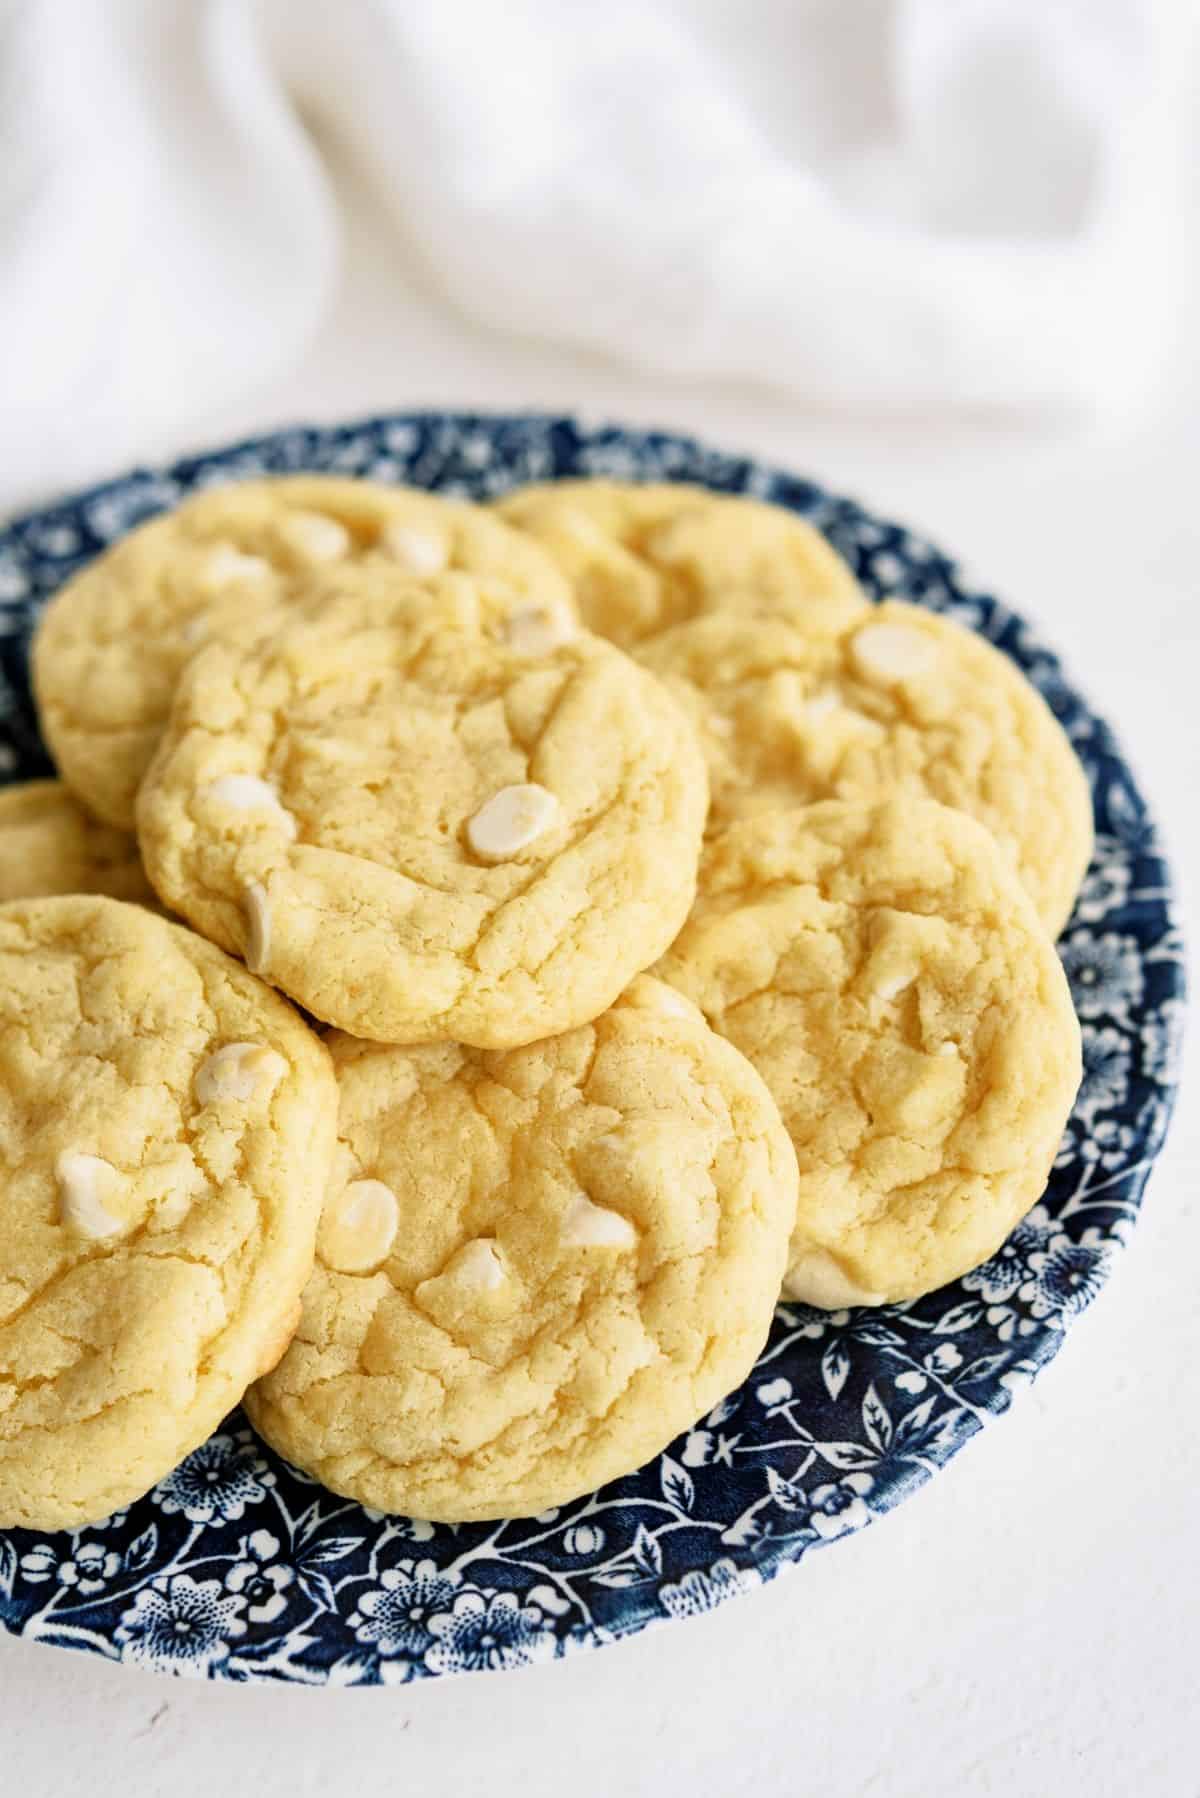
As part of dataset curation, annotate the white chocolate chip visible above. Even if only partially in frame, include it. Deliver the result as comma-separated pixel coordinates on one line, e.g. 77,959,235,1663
502,602,577,655
873,971,914,1002
200,775,296,838
937,1040,959,1056
56,1152,126,1241
646,985,694,1019
452,1238,507,1290
805,690,880,736
277,510,350,563
625,977,696,1020
318,1179,400,1274
782,1248,886,1309
466,784,559,861
379,522,448,576
561,1192,637,1250
200,544,272,591
243,881,271,974
195,1041,287,1105
851,621,937,683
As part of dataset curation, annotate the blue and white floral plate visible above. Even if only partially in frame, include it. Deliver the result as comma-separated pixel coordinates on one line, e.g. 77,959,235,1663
0,413,1185,1685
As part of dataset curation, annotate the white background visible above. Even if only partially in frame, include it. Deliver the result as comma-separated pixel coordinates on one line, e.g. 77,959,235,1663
3,127,1199,1798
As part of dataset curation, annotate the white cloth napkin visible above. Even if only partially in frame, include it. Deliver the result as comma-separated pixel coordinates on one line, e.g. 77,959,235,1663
0,0,1185,507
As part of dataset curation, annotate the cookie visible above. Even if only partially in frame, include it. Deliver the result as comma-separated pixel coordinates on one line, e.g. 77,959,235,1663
244,976,798,1520
654,801,1081,1307
636,601,1092,936
33,477,575,829
0,895,337,1529
0,779,155,905
136,566,708,1047
495,480,866,647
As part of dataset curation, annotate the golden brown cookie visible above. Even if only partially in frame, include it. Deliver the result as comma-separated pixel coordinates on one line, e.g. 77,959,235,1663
34,477,575,828
245,977,798,1520
654,800,1082,1306
637,601,1093,935
0,779,154,905
495,480,866,647
0,896,337,1529
136,567,708,1047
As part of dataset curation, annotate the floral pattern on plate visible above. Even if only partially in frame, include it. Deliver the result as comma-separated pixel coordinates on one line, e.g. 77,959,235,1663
0,412,1184,1684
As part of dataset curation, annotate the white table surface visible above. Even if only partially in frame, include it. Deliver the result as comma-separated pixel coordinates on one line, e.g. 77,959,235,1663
3,146,1199,1798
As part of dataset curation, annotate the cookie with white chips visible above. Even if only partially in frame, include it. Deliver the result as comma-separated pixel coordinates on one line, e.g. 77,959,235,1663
637,600,1093,936
245,977,798,1521
136,566,708,1046
654,801,1082,1307
33,476,575,829
0,896,336,1529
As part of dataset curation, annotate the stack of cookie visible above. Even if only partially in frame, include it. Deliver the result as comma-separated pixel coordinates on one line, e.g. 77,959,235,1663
0,476,1084,1532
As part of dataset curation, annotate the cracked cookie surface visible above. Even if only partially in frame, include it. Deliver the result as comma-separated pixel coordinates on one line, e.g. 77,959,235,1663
636,601,1092,935
34,477,574,829
654,801,1081,1306
244,977,798,1520
0,779,155,905
137,569,708,1047
495,480,866,647
0,895,337,1529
